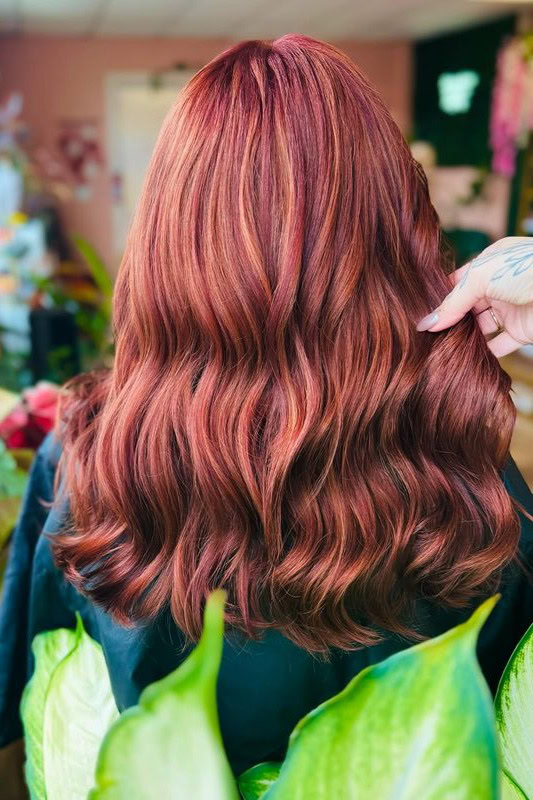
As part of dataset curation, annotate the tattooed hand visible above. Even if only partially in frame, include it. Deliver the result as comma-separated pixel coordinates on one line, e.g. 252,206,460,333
416,236,533,357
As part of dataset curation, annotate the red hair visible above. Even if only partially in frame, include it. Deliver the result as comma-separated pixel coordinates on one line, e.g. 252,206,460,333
52,34,519,651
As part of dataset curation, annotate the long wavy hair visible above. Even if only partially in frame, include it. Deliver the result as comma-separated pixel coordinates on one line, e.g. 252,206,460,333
52,34,520,651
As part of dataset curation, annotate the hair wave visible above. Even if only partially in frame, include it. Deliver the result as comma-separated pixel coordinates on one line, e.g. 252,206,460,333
52,34,520,651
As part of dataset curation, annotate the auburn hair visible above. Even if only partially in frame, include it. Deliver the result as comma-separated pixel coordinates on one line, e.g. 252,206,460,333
52,34,520,651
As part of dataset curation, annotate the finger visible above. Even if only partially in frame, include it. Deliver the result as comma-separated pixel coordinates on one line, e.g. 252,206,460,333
487,330,523,358
476,308,501,336
449,262,472,286
416,279,486,332
449,264,488,314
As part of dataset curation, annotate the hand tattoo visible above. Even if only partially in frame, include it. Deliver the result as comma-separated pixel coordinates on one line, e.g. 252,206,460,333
472,243,533,283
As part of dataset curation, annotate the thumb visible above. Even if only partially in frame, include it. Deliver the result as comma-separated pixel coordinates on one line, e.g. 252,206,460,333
416,281,485,332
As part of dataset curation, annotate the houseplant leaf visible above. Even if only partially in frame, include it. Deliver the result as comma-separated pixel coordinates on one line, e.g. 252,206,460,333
495,621,533,799
88,590,239,800
264,596,500,800
238,762,281,799
10,447,36,471
501,772,527,800
72,235,113,313
0,440,27,500
0,496,23,547
21,614,119,800
20,626,78,799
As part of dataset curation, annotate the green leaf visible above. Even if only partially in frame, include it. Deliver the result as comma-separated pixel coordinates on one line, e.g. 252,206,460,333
20,627,78,800
265,596,500,800
72,235,113,307
501,772,527,800
10,447,36,471
21,614,119,800
0,440,27,499
0,467,28,498
89,590,239,800
495,621,533,799
0,496,23,547
0,441,16,471
238,763,281,799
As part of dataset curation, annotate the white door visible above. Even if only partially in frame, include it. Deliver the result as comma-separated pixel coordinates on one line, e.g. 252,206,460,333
106,69,196,262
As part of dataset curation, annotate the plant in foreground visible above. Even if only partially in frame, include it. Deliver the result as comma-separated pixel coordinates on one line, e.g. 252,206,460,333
20,592,533,799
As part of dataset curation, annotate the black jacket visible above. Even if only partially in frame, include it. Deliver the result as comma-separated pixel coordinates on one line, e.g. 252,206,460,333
1,432,533,776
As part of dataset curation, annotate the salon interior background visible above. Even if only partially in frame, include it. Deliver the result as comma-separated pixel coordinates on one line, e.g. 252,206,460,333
0,0,532,476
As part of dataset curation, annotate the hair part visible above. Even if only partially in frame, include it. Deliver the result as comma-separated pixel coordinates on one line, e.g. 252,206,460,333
52,34,519,651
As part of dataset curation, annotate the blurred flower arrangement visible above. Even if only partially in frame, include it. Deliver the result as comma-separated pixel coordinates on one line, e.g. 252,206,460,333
30,233,114,374
0,88,114,392
0,91,69,210
56,119,103,202
490,33,533,177
0,86,113,586
0,91,103,208
0,382,59,587
0,381,59,449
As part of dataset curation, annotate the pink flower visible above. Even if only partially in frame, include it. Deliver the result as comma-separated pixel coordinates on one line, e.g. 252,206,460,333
23,381,59,433
0,406,29,440
0,381,60,449
4,428,29,449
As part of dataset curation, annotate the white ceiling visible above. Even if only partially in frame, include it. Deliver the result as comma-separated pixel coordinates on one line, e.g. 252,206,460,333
0,0,529,41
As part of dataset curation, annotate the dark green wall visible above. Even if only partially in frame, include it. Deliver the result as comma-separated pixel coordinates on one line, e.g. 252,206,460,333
414,15,516,168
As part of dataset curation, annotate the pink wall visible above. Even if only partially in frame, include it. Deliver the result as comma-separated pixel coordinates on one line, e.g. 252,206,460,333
0,36,412,273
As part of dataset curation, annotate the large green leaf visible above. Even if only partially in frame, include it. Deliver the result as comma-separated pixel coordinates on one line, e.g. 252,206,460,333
501,772,527,800
88,590,239,800
264,596,500,800
20,627,78,799
21,614,119,800
495,621,533,799
238,762,281,799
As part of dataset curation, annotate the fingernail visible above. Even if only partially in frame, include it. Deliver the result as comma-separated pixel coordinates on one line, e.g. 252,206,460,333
416,312,439,332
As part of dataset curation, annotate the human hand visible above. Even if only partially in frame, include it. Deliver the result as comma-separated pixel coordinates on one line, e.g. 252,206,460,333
416,236,533,357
